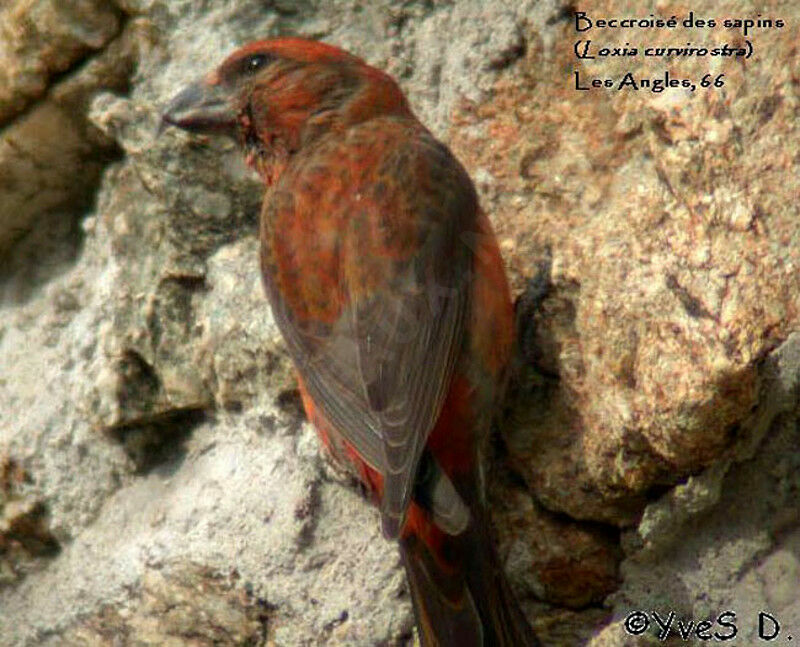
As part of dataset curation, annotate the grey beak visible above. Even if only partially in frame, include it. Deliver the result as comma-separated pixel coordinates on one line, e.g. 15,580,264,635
161,79,237,136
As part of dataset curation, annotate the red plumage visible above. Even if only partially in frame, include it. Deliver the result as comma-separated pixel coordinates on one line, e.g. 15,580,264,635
163,38,538,646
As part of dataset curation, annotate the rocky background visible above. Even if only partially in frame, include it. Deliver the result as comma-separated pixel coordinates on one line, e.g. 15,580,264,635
1,0,798,645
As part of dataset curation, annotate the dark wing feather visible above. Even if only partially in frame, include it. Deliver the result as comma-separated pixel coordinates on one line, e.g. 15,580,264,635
354,224,470,537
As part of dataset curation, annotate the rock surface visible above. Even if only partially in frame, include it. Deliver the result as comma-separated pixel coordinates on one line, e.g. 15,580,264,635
0,1,797,646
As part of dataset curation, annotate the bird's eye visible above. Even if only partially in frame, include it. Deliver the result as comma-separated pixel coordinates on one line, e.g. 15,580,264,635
243,53,271,74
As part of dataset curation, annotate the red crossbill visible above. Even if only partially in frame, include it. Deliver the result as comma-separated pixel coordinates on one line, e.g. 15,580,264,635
163,37,538,646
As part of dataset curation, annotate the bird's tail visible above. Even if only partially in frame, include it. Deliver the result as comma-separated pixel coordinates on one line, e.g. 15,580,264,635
399,504,539,647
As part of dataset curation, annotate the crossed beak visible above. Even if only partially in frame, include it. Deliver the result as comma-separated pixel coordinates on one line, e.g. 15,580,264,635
161,77,237,136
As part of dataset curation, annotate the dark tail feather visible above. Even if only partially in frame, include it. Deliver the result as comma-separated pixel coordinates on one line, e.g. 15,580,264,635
399,513,539,647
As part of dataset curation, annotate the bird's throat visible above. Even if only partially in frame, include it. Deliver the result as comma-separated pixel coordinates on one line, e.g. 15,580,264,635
239,109,289,186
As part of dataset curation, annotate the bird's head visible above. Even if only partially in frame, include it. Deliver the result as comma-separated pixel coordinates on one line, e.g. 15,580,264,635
162,38,411,176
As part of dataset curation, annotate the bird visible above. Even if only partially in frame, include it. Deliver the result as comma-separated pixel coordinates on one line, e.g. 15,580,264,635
162,37,538,646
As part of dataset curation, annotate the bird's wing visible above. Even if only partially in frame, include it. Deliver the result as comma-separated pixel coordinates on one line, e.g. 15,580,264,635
262,130,475,538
